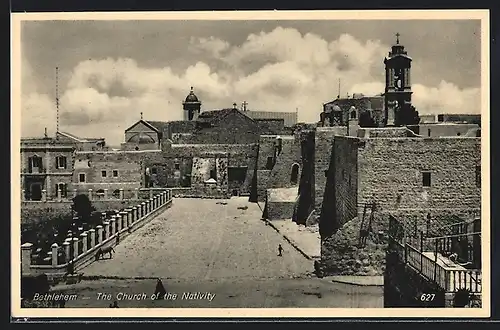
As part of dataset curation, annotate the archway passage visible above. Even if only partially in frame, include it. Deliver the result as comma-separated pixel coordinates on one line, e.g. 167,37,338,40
290,163,300,185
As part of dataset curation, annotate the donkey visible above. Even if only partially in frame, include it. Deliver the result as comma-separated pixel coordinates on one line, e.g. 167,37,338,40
95,246,115,261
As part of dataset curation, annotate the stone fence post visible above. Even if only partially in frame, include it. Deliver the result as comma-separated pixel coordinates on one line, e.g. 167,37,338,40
104,221,110,241
63,241,70,263
119,188,124,200
21,243,32,274
147,199,152,213
81,232,88,253
110,216,116,236
125,209,132,227
149,189,154,199
119,212,127,230
89,228,96,249
96,225,103,245
132,207,137,223
116,214,122,232
88,189,93,201
51,243,58,267
141,202,146,218
72,237,79,259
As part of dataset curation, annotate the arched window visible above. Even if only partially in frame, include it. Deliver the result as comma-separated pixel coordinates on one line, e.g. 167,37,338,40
55,183,67,198
112,189,121,198
56,155,67,169
28,154,43,173
350,110,357,119
96,189,105,199
290,163,300,185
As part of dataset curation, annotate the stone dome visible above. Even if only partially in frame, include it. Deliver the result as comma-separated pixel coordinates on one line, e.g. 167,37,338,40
127,133,155,144
184,87,200,103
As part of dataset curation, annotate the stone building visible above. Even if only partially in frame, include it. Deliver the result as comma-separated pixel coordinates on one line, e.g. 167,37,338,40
317,127,481,275
21,135,75,201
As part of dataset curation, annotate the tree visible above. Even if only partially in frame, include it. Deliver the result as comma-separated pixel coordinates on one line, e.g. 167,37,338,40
72,194,96,224
395,104,420,126
359,111,377,128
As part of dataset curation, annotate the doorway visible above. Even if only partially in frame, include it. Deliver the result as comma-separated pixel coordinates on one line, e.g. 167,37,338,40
30,183,42,201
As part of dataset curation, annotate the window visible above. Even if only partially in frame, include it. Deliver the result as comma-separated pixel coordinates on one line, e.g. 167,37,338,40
422,172,431,187
151,167,157,175
209,167,217,180
290,163,300,185
56,156,67,169
427,129,431,137
113,170,118,177
476,166,481,188
79,173,86,183
101,170,107,178
56,183,67,198
174,163,180,170
28,155,43,173
266,156,274,170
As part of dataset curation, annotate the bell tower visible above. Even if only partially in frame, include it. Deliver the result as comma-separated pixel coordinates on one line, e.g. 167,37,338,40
182,87,202,121
383,33,413,126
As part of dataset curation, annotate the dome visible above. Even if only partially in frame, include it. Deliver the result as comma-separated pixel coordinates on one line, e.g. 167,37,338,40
127,133,155,144
184,87,200,103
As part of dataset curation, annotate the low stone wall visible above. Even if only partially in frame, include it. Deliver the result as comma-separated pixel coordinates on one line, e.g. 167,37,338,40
21,190,173,280
21,188,168,227
170,187,229,199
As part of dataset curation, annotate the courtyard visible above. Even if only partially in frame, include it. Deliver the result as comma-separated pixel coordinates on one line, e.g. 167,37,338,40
60,197,383,308
83,197,313,279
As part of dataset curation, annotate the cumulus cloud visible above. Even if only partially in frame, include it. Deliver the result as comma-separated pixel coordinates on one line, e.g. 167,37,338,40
21,27,480,145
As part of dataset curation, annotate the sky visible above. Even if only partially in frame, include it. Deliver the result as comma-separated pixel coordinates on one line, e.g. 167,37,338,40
20,18,481,146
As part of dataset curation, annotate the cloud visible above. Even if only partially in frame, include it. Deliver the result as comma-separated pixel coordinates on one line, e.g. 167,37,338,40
21,27,481,145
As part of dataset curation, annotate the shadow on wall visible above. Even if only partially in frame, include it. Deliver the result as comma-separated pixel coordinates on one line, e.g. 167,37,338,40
319,141,337,239
293,130,316,225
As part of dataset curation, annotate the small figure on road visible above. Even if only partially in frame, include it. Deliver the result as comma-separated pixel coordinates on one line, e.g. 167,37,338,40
154,278,167,300
278,244,283,257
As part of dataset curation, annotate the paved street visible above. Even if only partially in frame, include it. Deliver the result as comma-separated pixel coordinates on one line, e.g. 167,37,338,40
61,197,383,308
84,197,313,279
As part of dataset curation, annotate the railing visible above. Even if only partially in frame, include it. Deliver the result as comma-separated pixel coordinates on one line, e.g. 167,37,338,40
22,187,169,202
403,240,481,293
22,190,173,274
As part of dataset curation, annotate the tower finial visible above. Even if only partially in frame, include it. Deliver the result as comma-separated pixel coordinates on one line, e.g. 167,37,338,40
396,32,400,44
190,86,193,92
140,112,143,120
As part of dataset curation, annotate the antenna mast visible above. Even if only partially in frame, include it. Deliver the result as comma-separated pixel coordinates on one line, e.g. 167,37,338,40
56,66,60,138
338,78,341,99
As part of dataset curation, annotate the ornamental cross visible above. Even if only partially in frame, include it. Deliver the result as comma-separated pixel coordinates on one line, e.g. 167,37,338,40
396,32,400,44
140,112,143,120
242,101,248,111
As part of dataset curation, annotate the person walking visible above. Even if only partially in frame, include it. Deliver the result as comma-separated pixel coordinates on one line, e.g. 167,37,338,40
154,278,166,300
278,244,283,257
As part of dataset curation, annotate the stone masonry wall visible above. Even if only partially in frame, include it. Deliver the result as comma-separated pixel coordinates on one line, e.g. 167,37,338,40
314,127,347,214
357,137,481,221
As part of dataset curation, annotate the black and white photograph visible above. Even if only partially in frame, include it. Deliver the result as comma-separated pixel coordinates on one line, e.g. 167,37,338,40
11,10,489,318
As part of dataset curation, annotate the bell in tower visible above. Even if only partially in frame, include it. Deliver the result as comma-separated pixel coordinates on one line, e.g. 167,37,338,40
182,87,202,121
383,33,413,126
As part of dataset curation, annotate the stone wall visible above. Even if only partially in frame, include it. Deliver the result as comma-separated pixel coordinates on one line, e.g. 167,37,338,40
293,130,316,225
267,136,302,189
314,127,347,214
357,137,481,221
320,136,359,238
319,135,481,276
407,123,480,138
